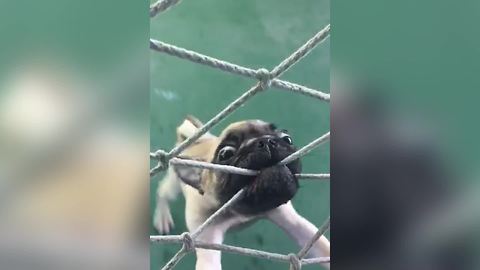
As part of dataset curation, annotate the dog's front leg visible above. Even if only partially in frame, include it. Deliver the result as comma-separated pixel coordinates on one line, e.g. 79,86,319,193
194,225,225,270
266,201,330,268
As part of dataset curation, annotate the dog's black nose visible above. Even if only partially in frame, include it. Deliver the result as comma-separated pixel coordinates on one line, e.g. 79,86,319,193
256,137,278,149
268,138,278,147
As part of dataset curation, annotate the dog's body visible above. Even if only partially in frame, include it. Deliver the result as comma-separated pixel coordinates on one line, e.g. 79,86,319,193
154,116,330,270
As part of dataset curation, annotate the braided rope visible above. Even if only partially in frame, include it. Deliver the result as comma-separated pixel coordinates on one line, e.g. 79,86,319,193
287,218,331,270
270,24,330,78
150,0,181,17
279,132,330,166
288,253,302,270
167,158,330,179
150,236,330,265
150,1,330,269
191,189,246,238
296,173,330,180
149,39,330,101
298,218,331,259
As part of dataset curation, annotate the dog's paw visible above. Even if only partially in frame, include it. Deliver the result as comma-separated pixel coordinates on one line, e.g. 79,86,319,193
153,199,174,234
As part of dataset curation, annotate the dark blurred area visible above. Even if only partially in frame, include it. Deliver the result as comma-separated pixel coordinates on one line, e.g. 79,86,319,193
331,1,480,269
0,1,149,269
332,81,475,270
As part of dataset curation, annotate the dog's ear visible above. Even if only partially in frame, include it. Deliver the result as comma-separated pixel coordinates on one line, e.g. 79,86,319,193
173,163,205,194
177,115,214,142
185,115,204,128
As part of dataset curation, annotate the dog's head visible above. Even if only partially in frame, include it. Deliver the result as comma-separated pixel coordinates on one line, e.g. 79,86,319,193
211,120,301,215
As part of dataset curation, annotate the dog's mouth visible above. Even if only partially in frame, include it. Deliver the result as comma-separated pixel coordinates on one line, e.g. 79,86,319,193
217,148,301,215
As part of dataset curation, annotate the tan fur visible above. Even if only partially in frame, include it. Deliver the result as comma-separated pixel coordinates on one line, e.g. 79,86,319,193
176,118,219,199
218,121,248,138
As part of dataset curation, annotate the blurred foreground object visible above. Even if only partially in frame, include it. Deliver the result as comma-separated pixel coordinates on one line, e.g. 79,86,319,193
332,78,480,270
0,57,148,269
0,1,149,268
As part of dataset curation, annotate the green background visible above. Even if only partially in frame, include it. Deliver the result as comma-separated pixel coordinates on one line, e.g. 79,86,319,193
332,0,480,183
332,1,480,268
150,0,330,269
0,0,147,86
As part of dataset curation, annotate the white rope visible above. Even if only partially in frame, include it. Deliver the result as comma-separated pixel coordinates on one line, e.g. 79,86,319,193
272,79,330,101
150,236,330,265
170,158,258,176
161,158,329,191
151,218,332,270
150,39,257,77
151,131,330,177
270,24,330,78
172,83,266,159
149,39,330,101
279,132,330,166
150,0,181,17
296,173,330,180
158,189,246,270
297,218,330,259
160,245,188,270
289,218,330,270
191,189,246,238
167,138,330,178
170,158,330,179
150,3,330,268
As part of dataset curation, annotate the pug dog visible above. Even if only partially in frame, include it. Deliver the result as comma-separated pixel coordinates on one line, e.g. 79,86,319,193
154,116,330,270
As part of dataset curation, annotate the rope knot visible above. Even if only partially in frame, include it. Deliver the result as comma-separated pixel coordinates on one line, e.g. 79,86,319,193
181,232,195,252
288,253,301,270
255,68,272,90
155,149,170,170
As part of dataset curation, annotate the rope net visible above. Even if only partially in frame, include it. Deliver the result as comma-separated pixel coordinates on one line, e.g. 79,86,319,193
149,0,330,269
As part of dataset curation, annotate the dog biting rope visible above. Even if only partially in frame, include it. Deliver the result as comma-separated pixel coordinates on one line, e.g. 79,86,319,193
149,0,330,269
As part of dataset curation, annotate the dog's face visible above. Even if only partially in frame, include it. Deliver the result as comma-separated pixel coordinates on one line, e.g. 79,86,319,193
212,120,301,215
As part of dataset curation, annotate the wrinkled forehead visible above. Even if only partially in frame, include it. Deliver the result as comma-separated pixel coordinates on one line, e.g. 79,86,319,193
219,120,276,145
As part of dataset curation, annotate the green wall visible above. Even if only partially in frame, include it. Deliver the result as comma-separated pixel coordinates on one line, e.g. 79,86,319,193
150,1,330,269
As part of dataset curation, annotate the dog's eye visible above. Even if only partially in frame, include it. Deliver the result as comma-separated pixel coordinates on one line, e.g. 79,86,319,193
281,134,293,145
218,146,236,161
